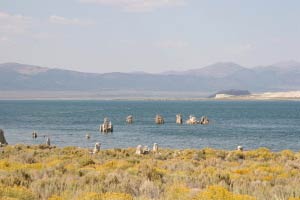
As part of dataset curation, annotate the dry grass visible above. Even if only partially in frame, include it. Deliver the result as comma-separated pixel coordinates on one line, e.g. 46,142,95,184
0,145,300,200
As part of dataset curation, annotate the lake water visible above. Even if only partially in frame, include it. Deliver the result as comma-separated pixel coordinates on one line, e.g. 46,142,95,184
0,100,300,151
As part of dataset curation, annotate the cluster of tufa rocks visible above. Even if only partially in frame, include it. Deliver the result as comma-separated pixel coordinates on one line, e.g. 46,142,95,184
100,118,113,133
186,115,209,125
136,143,158,155
126,115,133,124
155,115,164,124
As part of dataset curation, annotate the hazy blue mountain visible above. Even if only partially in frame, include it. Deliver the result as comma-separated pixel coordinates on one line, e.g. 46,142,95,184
1,62,300,94
253,61,300,90
193,62,247,78
256,60,300,71
163,62,246,78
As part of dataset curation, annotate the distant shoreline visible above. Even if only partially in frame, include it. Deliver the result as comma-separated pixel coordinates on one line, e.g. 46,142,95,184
1,90,300,101
1,97,300,101
1,98,300,101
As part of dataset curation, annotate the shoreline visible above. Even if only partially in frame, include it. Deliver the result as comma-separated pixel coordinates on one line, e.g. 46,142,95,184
1,90,300,101
1,143,299,153
1,97,300,101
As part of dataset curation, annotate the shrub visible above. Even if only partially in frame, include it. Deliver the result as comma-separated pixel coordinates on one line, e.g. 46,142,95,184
48,195,64,200
139,180,160,199
193,185,255,200
79,192,133,200
164,184,191,200
79,158,95,167
0,185,36,200
1,145,300,200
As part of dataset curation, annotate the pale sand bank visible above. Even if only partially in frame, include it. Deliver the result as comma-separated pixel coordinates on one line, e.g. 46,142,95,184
215,91,300,100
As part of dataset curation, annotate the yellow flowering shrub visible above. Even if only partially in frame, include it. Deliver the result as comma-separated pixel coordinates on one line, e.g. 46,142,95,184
48,195,64,200
233,168,251,175
193,186,255,200
164,184,191,200
280,150,295,160
0,160,42,171
0,145,299,200
245,148,276,161
79,192,133,200
0,186,36,200
95,160,132,172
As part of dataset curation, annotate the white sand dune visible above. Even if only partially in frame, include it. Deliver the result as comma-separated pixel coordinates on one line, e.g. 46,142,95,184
259,91,300,98
215,91,300,100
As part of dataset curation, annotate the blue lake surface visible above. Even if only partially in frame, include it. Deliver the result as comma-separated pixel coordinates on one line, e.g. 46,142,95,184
0,100,300,151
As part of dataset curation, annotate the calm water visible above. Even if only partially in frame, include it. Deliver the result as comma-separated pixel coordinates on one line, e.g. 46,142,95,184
0,100,300,151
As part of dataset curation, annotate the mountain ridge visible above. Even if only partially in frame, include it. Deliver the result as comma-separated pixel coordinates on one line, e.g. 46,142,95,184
1,61,300,94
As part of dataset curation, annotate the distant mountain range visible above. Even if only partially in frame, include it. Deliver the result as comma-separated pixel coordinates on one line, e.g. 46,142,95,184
1,61,300,94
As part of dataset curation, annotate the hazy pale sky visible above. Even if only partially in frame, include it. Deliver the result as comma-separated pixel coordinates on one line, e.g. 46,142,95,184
0,0,299,73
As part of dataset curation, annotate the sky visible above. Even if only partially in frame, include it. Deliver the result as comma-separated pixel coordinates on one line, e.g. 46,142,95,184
0,0,300,73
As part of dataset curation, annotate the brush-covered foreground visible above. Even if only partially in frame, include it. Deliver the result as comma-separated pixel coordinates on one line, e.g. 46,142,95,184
0,145,300,200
